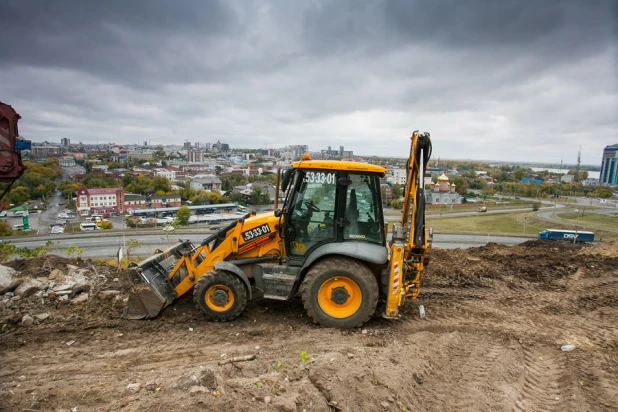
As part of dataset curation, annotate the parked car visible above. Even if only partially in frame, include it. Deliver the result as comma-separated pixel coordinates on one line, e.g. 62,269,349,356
51,226,64,234
209,226,221,231
162,225,175,232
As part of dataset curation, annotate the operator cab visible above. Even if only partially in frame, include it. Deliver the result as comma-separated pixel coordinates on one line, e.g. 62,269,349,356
280,161,385,265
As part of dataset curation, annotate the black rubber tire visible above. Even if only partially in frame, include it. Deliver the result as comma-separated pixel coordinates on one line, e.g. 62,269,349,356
193,270,247,322
300,256,379,328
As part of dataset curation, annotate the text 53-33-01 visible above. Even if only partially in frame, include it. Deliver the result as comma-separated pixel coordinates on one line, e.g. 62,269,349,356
241,224,272,242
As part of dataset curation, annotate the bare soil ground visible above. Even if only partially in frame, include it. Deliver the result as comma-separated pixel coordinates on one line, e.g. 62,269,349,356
1,241,617,412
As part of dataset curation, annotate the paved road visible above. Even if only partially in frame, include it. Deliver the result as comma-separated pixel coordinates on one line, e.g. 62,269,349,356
7,231,532,258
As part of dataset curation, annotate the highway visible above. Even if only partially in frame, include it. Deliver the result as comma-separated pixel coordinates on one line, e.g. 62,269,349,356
9,191,612,259
6,230,532,259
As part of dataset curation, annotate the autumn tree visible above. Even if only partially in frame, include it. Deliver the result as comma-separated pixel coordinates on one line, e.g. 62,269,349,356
176,205,191,226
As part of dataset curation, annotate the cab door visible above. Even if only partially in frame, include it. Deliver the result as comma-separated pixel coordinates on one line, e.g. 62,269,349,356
284,169,339,263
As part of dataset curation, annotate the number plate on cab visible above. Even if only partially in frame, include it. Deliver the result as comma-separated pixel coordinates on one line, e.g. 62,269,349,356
241,223,272,242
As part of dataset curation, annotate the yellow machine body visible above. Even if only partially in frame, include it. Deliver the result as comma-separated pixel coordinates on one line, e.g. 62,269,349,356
125,132,432,328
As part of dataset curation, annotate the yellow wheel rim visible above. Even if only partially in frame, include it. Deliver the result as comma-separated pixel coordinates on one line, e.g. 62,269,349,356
205,285,234,312
317,276,362,319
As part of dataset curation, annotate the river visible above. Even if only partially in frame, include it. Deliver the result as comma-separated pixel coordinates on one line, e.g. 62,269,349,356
531,167,600,180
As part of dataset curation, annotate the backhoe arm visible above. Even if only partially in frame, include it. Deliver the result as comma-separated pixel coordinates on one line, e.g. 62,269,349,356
384,131,432,318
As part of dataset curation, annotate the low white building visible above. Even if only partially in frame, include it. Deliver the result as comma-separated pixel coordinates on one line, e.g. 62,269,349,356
154,168,176,181
58,157,76,167
190,175,222,191
387,168,407,185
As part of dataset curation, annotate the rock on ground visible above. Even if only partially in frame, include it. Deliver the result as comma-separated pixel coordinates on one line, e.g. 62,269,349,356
48,269,66,281
21,315,33,327
14,278,46,298
71,293,89,304
0,264,20,294
125,383,141,394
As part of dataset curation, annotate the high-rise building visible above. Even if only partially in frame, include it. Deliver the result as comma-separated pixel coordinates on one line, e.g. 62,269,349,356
61,138,70,146
32,143,61,157
183,141,192,151
600,143,618,185
187,150,204,163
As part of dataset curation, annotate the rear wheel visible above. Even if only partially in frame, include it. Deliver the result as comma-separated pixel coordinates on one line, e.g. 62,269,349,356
194,270,247,321
300,256,378,328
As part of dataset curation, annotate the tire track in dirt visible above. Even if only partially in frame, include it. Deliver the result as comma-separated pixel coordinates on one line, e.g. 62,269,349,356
576,279,618,311
403,331,510,411
513,347,573,412
570,352,618,411
451,340,508,410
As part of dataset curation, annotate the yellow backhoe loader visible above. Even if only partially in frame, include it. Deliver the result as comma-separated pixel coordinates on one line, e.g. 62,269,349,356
124,131,432,328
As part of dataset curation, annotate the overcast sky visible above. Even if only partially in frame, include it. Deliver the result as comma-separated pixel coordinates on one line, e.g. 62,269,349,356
2,0,616,165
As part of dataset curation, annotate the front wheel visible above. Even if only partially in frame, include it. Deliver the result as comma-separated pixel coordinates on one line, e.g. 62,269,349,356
194,270,247,321
300,257,378,328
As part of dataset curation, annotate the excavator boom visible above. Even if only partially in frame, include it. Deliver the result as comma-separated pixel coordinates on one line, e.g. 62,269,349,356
384,131,432,318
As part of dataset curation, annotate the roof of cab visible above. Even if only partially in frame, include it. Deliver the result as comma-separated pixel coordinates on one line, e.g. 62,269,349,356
291,160,385,174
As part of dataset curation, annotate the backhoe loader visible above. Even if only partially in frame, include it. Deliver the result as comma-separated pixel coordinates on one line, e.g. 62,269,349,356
124,131,432,328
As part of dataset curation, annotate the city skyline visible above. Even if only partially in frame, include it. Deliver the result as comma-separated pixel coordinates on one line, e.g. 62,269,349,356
2,0,616,165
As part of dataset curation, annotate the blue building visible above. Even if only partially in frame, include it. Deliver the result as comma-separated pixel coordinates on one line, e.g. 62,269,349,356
520,178,544,184
600,144,618,185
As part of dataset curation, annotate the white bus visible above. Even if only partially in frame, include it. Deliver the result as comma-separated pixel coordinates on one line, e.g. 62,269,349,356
80,222,99,231
237,205,247,213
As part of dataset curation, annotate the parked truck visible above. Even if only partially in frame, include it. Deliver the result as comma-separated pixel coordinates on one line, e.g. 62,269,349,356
538,229,594,243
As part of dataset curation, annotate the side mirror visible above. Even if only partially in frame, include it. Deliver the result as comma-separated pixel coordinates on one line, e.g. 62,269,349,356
281,169,294,192
274,209,282,217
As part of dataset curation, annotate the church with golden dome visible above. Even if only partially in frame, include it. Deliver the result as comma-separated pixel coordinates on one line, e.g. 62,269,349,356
425,173,463,205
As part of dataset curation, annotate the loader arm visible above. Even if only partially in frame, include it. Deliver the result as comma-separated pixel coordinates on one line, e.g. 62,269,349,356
124,212,282,319
384,131,432,318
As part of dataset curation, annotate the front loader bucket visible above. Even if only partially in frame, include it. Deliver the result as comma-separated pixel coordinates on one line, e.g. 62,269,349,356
123,240,195,319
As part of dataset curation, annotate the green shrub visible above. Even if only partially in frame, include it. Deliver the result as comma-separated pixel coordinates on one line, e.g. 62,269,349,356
100,221,113,230
0,220,12,237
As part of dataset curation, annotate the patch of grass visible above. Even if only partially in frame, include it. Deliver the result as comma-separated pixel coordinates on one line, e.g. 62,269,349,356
425,212,545,235
555,211,618,231
385,202,535,218
13,230,37,236
64,222,82,233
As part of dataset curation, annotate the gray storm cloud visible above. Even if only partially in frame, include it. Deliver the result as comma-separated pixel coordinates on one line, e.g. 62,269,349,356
1,0,616,164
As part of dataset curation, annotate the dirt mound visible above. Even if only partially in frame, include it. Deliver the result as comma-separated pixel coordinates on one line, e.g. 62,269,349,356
425,242,618,287
1,245,617,411
6,255,91,276
1,255,133,329
578,240,618,257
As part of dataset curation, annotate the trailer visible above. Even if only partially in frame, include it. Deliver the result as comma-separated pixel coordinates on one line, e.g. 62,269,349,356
538,229,594,243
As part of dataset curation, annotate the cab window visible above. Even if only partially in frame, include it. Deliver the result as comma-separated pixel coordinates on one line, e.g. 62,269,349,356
343,173,384,244
287,170,338,255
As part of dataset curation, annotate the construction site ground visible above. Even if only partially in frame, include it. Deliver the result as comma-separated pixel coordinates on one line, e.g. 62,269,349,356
1,240,617,411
